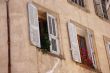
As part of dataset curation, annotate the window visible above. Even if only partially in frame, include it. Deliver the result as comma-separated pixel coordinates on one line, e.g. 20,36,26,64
28,2,60,55
69,0,85,7
68,22,97,69
94,0,108,19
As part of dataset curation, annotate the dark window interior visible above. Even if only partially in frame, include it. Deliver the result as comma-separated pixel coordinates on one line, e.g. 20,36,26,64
38,11,50,52
77,35,94,68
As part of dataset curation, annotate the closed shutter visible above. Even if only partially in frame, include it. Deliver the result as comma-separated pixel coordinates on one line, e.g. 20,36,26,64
47,13,60,55
28,2,41,48
94,0,104,17
68,22,81,63
86,29,97,69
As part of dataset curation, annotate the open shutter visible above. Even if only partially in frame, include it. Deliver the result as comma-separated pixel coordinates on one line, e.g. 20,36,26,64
47,13,60,55
86,29,97,69
106,42,110,65
94,0,104,17
106,0,110,10
107,43,110,57
28,2,41,48
68,22,81,63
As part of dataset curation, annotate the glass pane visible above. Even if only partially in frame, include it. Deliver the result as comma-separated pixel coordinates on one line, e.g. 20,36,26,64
52,18,56,36
51,38,57,51
48,16,52,34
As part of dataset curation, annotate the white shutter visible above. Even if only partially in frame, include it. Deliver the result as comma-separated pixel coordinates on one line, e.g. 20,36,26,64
106,42,110,65
94,0,104,17
47,13,60,55
107,43,110,56
28,2,41,48
68,22,81,63
86,29,97,68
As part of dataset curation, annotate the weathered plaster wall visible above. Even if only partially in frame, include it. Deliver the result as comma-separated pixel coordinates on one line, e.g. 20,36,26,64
0,0,110,73
0,2,8,73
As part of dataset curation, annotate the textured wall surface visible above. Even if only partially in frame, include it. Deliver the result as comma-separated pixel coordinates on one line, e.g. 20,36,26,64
0,2,8,73
0,0,110,73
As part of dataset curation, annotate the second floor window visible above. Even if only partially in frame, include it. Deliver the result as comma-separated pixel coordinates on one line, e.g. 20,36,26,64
70,0,85,7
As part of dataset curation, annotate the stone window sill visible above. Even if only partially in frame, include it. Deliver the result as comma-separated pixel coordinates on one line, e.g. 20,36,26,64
37,47,65,60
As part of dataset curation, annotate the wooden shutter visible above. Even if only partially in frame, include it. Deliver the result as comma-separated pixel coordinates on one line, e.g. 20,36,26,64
106,42,110,65
94,0,104,17
86,29,97,68
68,22,81,63
107,43,110,57
28,2,41,48
47,13,60,55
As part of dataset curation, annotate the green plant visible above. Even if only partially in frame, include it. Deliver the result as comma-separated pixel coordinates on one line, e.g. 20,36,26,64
41,34,50,54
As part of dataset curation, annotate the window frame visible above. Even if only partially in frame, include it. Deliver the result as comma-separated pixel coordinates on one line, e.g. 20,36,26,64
47,13,60,55
28,2,63,57
68,20,100,71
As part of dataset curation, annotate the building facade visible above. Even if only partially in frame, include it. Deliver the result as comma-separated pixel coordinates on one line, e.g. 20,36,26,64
0,0,110,73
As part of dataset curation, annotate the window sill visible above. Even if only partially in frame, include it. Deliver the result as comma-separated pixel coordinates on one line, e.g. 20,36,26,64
74,62,102,73
67,0,90,13
47,52,65,60
37,47,65,60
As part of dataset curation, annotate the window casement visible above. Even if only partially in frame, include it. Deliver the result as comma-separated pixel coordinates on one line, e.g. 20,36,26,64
68,0,85,7
94,0,109,19
67,22,97,69
28,2,60,55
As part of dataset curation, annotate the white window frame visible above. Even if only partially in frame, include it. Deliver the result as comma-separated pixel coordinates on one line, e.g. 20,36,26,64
47,13,60,55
